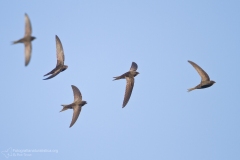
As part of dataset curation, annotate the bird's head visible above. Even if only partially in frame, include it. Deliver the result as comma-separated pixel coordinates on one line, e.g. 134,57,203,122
134,71,140,77
82,101,87,106
211,81,216,85
61,65,68,72
31,36,36,41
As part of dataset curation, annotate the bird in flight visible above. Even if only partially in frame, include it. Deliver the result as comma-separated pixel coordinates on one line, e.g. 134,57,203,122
43,35,68,80
113,62,139,108
12,13,36,66
188,60,215,92
60,85,87,128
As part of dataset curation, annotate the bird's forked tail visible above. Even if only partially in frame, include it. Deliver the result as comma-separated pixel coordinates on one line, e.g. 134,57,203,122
60,104,72,112
12,41,19,44
187,87,196,92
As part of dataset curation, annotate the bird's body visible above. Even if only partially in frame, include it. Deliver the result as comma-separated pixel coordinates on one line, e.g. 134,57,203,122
188,81,215,92
188,60,215,92
13,36,35,44
60,85,87,128
113,71,138,80
43,35,68,80
12,13,36,66
113,62,139,108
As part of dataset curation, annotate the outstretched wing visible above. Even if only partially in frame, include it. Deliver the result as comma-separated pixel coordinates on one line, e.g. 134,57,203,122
24,13,32,36
43,65,62,80
69,105,82,128
55,35,65,66
42,72,61,80
71,85,82,101
188,60,210,82
24,42,32,66
122,77,134,108
43,67,58,76
130,62,138,71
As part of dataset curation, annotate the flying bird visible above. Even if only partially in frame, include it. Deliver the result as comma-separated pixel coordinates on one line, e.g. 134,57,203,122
12,13,36,66
188,60,215,92
43,35,68,80
60,85,87,128
113,62,139,108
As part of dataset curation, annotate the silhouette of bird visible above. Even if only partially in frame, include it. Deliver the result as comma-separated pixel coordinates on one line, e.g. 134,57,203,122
188,60,215,92
113,62,139,108
12,13,36,66
43,35,68,80
60,85,87,128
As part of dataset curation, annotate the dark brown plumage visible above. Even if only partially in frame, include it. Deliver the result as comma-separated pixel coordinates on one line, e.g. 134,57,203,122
43,35,68,80
60,85,87,128
113,62,139,108
188,60,216,92
12,13,36,66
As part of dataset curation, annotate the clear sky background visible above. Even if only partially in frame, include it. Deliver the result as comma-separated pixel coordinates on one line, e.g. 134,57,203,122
0,0,240,159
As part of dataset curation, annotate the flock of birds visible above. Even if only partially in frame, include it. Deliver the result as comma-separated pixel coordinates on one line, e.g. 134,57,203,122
12,13,216,128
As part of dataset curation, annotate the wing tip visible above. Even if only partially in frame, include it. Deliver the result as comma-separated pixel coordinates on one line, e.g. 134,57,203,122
122,101,127,108
130,62,138,71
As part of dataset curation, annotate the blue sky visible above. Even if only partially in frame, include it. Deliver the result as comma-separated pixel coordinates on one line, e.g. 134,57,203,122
1,0,240,159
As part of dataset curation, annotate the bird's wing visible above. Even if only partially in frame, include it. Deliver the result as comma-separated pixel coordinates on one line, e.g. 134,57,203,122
55,35,65,66
71,85,82,101
24,42,32,66
43,70,60,80
24,13,32,36
188,60,210,81
130,62,138,71
43,67,58,76
122,77,134,108
69,105,82,128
